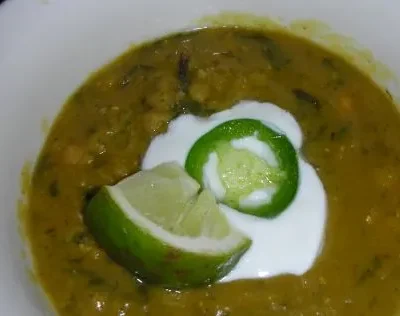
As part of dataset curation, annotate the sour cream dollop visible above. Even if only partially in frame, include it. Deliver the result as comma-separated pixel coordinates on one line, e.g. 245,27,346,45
142,100,327,282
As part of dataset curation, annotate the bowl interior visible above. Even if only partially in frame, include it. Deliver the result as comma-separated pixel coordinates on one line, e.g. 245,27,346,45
1,0,399,314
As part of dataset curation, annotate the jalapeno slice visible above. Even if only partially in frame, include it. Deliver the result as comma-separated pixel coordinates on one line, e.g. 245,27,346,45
185,119,299,218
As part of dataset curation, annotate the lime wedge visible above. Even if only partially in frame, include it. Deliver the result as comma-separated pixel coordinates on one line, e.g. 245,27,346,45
84,162,251,288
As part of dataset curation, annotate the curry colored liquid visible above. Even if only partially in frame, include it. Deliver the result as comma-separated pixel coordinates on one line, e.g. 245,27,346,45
27,28,400,315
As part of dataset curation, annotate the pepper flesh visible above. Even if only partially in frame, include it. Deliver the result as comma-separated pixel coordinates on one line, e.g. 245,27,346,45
185,119,299,218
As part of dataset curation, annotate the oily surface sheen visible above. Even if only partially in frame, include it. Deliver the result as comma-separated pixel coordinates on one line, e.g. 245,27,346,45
26,27,400,315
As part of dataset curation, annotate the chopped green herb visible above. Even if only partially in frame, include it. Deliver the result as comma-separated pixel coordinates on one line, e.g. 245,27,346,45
330,125,351,141
178,53,190,94
321,57,337,70
172,52,213,118
386,89,393,101
261,37,290,70
172,99,213,118
88,276,107,286
120,64,155,87
312,124,328,141
67,257,84,264
35,153,52,172
292,89,321,109
45,228,56,235
240,34,290,70
357,255,383,284
48,180,60,197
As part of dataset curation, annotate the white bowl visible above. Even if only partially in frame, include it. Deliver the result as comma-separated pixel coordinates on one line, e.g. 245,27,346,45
1,0,399,314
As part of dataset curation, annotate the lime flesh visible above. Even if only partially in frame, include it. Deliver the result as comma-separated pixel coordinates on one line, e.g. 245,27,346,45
84,162,251,288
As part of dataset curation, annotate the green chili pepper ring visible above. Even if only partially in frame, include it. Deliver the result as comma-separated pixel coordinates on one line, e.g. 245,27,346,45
185,119,299,218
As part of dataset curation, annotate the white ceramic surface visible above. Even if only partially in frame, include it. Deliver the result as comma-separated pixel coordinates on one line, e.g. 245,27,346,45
1,0,400,314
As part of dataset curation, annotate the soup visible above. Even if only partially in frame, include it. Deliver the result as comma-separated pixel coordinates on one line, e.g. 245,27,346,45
26,27,400,315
